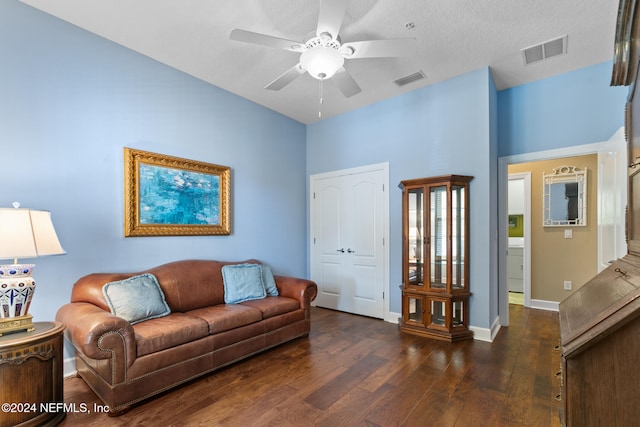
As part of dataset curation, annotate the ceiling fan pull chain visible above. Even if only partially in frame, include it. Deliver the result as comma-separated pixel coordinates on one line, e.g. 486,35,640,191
318,78,324,118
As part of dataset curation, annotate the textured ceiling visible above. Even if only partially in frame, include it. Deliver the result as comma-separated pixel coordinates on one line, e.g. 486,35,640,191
21,0,619,124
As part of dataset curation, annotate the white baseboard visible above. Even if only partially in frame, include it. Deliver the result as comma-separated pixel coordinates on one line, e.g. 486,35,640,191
63,356,77,378
530,299,559,312
490,316,502,341
389,311,495,343
469,323,494,342
385,311,401,324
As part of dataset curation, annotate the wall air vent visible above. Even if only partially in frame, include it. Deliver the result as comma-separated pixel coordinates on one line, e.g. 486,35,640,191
394,71,426,87
521,35,568,65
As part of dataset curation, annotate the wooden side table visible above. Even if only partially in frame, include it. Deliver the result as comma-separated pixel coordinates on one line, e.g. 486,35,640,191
0,322,65,427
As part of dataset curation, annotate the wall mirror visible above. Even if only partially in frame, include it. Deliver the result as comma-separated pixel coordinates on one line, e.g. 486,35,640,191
543,166,587,226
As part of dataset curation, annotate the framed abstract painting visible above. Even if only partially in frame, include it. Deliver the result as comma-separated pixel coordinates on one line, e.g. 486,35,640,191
124,148,230,236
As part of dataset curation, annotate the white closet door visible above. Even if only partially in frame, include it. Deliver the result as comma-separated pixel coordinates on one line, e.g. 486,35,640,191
311,167,385,318
312,175,346,310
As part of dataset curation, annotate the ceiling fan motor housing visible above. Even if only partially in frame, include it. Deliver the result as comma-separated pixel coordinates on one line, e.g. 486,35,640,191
300,34,344,79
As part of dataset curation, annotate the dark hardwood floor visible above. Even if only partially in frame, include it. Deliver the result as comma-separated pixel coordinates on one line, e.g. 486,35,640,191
60,305,562,426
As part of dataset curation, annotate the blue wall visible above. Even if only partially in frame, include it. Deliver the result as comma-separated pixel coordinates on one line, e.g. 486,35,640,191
307,60,626,329
0,1,307,323
498,61,627,157
307,68,497,328
1,0,628,339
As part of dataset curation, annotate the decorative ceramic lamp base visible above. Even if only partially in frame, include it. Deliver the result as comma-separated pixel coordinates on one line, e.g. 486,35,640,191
0,264,36,336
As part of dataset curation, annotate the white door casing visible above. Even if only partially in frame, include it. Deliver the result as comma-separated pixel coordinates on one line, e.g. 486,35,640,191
310,163,388,319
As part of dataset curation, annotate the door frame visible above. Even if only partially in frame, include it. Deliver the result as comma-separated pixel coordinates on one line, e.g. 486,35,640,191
309,162,390,321
507,172,532,308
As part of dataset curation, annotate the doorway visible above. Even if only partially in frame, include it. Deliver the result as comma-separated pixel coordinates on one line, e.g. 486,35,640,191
498,128,626,326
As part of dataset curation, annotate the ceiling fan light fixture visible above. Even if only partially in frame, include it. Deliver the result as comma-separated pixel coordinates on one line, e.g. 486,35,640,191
300,46,344,80
230,0,412,101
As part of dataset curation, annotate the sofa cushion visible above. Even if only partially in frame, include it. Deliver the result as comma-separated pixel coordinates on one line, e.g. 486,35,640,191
133,312,209,357
240,296,300,319
102,274,170,325
222,263,266,304
147,260,227,312
261,265,279,297
187,304,262,334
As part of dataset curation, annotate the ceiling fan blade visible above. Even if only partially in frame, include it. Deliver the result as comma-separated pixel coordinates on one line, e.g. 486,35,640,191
342,38,417,59
316,0,348,40
332,67,361,98
265,63,306,91
230,29,303,52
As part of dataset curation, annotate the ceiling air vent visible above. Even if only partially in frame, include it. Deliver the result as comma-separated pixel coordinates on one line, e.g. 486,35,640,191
394,71,426,87
521,35,568,65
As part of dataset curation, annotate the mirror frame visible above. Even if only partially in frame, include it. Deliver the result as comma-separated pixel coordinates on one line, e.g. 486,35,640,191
542,166,587,227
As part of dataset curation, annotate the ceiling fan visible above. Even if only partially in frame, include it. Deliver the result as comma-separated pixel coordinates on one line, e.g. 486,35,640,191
229,0,417,99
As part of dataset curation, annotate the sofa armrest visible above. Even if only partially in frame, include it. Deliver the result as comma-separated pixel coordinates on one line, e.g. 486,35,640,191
274,275,317,316
56,302,137,370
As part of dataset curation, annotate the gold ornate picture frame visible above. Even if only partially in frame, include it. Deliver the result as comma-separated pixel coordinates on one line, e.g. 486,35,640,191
124,148,230,236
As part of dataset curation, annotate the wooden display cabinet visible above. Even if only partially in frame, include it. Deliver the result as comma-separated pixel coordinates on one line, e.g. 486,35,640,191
399,175,473,341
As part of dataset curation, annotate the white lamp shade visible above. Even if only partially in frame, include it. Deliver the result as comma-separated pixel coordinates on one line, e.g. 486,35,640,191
0,208,65,260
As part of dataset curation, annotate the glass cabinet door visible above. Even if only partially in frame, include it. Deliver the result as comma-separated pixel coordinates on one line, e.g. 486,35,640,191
452,184,466,291
428,298,447,328
452,300,464,327
403,294,425,325
407,187,424,287
429,185,447,290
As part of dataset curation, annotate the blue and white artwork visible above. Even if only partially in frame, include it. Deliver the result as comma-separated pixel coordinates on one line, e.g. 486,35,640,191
139,164,220,225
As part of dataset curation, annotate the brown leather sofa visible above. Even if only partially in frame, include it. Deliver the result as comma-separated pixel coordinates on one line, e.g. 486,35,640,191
56,259,317,414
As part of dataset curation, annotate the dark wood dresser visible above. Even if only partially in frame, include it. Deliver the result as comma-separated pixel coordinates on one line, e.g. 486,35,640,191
558,257,640,426
557,0,640,425
0,322,66,427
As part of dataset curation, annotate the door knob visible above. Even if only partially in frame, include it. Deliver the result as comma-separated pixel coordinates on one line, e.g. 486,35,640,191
347,248,355,253
336,248,345,253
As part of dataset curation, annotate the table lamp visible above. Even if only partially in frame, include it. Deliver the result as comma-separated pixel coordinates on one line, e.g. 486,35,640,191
0,202,65,335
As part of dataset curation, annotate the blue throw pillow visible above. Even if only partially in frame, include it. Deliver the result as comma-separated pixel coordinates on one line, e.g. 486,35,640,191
222,264,267,304
102,273,170,324
261,265,279,297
